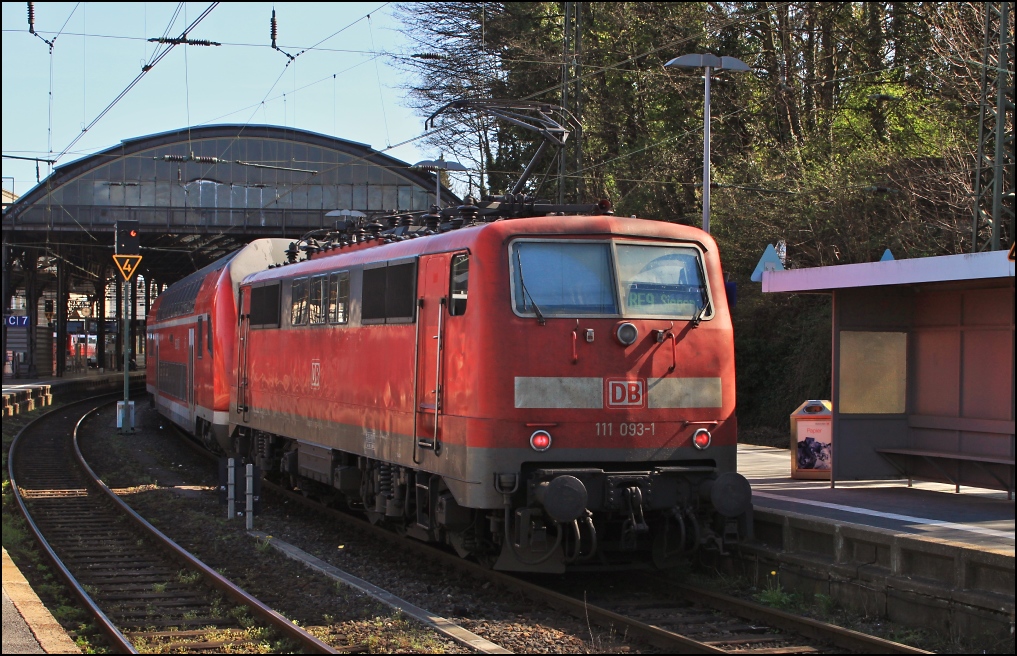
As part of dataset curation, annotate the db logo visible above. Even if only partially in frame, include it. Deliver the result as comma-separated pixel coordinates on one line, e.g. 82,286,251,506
310,360,321,389
606,378,645,408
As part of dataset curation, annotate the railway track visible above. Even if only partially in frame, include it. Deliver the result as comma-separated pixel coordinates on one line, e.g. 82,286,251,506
8,396,338,654
260,473,932,655
150,413,932,654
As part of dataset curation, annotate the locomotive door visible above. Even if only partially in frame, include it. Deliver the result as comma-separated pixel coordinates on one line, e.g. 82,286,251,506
237,286,251,423
415,253,453,456
187,328,195,425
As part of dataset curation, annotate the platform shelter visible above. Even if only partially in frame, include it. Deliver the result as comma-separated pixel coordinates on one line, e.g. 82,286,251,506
762,250,1015,496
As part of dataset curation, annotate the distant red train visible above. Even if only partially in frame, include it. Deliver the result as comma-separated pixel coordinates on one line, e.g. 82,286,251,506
148,208,752,572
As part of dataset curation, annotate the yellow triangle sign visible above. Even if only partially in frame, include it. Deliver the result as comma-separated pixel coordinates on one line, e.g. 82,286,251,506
113,254,142,280
1009,242,1015,262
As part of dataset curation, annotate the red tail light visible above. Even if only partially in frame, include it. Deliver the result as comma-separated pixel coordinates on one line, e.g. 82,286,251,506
692,428,712,450
530,430,552,452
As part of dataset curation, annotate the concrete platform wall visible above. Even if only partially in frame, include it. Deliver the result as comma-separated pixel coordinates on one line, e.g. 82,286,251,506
734,508,1014,643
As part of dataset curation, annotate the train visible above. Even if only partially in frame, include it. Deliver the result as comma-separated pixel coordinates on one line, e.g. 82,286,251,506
146,200,753,573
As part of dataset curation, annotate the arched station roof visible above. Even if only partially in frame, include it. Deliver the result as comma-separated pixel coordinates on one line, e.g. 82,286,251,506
3,124,456,284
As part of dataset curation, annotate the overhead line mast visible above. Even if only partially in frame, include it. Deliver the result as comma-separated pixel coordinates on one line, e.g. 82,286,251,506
972,1,1015,253
558,1,583,205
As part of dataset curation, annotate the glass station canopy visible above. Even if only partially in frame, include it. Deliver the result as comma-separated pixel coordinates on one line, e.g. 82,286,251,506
9,125,442,229
4,124,454,281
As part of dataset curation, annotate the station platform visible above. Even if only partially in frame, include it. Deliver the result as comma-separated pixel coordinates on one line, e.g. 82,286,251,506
736,443,1014,640
3,548,79,654
739,443,1014,554
3,367,146,413
3,362,144,388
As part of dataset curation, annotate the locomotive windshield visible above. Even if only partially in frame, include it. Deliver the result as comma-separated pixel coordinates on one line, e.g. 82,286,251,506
510,240,711,319
512,242,618,315
616,244,710,318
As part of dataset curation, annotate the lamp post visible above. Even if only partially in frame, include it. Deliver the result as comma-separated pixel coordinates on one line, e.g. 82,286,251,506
413,156,468,208
665,53,749,234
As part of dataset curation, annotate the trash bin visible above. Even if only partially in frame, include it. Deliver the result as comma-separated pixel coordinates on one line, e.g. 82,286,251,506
790,400,832,480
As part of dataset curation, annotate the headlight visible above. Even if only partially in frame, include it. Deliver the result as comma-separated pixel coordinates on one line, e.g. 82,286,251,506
616,322,638,345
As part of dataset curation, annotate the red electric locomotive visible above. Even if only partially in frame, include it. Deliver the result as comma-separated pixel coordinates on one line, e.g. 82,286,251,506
151,211,752,572
227,207,754,572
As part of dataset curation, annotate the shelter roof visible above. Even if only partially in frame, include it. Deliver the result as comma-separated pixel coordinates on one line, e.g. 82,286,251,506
762,250,1014,294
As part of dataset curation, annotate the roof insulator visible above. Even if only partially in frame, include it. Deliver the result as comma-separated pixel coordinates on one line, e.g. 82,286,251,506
458,204,480,223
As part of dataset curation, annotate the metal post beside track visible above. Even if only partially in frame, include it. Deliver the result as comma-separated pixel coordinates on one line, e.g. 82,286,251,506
246,463,254,530
227,457,235,519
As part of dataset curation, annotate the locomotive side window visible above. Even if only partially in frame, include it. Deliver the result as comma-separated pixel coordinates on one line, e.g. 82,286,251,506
362,260,417,324
385,262,416,321
362,267,387,322
615,245,712,319
511,242,617,316
197,316,203,359
290,277,309,326
309,274,327,324
449,253,469,316
328,271,350,324
249,283,281,328
207,315,213,354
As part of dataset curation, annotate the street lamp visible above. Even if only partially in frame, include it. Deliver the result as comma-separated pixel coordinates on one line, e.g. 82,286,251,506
413,156,468,208
665,53,750,234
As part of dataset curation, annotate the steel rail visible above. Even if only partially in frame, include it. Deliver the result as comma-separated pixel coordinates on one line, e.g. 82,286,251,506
669,583,932,655
258,480,726,654
8,393,138,653
264,479,934,655
8,395,337,654
71,402,338,654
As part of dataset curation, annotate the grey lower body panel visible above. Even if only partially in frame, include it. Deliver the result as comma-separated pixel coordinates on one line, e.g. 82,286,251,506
237,404,736,508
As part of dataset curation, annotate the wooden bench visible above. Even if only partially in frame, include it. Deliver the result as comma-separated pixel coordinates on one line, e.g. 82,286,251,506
876,448,1015,499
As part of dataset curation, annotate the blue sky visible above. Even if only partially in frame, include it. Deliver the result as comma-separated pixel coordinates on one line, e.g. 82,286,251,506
2,2,435,198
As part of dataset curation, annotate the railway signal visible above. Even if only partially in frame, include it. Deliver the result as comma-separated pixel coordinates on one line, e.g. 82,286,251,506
115,220,140,255
112,255,142,281
113,221,139,432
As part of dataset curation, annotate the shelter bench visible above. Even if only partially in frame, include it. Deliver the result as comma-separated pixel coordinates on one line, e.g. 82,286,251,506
876,448,1015,500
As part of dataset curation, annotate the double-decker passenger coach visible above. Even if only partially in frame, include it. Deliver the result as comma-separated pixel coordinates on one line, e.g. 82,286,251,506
147,239,290,452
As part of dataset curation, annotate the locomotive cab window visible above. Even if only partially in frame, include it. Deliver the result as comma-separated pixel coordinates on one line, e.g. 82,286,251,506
616,244,713,320
511,241,618,317
249,283,281,329
509,240,712,320
291,277,309,326
449,253,469,316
